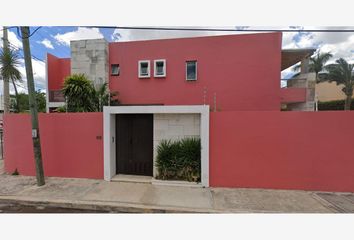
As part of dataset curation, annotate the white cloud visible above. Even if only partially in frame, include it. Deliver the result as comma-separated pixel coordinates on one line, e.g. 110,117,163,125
0,29,22,49
53,27,104,46
111,29,121,42
112,26,240,42
7,58,46,94
281,27,354,63
37,38,54,49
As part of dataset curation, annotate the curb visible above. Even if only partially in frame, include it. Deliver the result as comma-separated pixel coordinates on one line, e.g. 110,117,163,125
0,195,226,213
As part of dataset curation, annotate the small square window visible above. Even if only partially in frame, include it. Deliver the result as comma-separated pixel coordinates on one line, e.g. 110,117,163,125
186,61,197,81
111,64,120,76
154,59,166,77
139,60,150,78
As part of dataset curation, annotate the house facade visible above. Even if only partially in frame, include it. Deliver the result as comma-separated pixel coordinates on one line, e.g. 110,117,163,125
47,32,315,113
45,32,317,186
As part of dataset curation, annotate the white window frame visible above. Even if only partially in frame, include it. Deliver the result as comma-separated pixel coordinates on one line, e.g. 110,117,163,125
138,60,150,78
186,60,197,81
111,64,120,76
154,59,166,77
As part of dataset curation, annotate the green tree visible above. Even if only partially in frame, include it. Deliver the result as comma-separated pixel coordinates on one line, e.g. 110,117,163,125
293,51,333,82
325,58,354,110
62,74,96,112
36,91,46,112
94,82,120,112
0,47,23,112
10,91,46,113
62,74,119,112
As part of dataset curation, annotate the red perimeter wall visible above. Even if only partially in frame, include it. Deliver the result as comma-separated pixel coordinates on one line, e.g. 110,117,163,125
210,111,354,192
4,111,354,192
3,113,103,179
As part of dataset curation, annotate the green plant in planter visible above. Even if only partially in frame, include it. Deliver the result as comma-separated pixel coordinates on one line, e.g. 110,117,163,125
156,137,201,182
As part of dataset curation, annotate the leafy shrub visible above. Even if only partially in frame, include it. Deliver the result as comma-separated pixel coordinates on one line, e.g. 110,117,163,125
156,138,201,182
318,99,354,110
62,74,120,112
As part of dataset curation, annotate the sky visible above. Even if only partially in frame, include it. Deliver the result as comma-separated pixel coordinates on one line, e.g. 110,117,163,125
1,26,354,94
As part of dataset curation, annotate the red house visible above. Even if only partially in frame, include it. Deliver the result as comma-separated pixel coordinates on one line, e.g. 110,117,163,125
46,32,315,112
8,32,354,193
43,32,317,187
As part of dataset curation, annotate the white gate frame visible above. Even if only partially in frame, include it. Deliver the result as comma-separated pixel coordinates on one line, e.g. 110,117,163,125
103,105,210,187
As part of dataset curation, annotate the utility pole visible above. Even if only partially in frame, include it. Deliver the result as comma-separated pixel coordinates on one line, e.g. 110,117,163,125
20,27,45,186
2,27,10,113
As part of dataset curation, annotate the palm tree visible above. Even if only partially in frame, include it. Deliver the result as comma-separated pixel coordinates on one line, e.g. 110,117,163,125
325,58,354,110
93,82,120,111
62,73,96,112
293,51,333,82
0,47,23,112
62,74,120,112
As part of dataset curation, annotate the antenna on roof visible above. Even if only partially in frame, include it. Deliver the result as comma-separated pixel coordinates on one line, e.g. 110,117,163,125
203,87,207,105
213,93,217,112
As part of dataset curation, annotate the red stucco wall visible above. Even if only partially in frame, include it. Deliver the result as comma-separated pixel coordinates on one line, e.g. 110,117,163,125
47,53,70,91
210,111,354,192
4,113,103,179
109,33,282,111
47,33,282,110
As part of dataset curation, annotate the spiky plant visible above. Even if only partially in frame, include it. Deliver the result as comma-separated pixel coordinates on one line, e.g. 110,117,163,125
62,74,96,112
0,47,23,112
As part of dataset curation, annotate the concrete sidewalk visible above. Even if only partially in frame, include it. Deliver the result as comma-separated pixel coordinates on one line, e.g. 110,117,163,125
0,161,353,213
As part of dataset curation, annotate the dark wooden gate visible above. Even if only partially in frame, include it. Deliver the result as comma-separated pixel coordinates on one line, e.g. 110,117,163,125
116,114,153,176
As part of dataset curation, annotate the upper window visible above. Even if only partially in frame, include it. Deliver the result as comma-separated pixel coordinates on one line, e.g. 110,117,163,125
154,59,166,77
139,60,150,78
186,61,197,81
111,64,120,76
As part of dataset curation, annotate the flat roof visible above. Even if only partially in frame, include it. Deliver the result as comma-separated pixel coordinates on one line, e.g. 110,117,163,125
281,48,316,70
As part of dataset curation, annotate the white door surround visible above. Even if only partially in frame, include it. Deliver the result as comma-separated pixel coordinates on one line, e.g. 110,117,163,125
103,105,210,187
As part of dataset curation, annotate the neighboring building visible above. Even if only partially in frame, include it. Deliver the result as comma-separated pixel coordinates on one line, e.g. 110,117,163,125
315,81,346,102
0,95,19,113
46,32,315,112
280,49,317,111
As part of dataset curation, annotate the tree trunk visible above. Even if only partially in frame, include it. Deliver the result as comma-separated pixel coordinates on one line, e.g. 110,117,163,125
2,27,10,113
315,72,319,83
344,94,352,111
11,79,20,112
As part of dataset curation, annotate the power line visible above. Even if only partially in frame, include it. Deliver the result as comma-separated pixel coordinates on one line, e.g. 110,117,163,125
7,40,45,63
0,26,17,32
27,27,42,38
88,26,354,33
15,26,42,39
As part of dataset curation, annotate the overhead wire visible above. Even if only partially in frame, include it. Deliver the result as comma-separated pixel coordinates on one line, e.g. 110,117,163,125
87,26,354,33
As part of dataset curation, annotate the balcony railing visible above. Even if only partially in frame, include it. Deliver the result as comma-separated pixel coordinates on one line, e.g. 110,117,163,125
49,90,65,102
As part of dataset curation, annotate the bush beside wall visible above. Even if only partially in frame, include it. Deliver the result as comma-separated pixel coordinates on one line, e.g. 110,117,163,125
318,99,354,110
156,138,201,182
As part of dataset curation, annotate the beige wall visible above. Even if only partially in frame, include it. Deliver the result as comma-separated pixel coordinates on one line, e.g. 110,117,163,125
153,113,201,177
316,81,345,102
